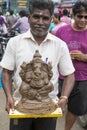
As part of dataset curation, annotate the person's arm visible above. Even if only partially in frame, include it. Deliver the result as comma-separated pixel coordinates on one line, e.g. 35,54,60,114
70,50,87,62
58,73,75,112
11,19,21,30
2,68,15,113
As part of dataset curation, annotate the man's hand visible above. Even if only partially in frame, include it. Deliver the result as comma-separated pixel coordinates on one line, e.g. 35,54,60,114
2,68,14,113
70,50,86,61
6,95,15,113
58,98,68,113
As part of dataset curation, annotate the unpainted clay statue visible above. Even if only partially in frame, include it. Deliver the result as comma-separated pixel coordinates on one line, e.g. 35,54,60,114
15,50,57,114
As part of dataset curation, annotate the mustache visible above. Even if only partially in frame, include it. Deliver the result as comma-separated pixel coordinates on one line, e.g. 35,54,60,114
34,25,46,29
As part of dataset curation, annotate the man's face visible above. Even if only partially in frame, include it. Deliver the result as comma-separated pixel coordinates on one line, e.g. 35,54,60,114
29,8,52,38
74,12,87,30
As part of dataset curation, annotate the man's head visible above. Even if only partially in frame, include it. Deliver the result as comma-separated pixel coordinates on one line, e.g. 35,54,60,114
52,13,60,24
72,0,87,16
19,10,27,17
29,0,54,16
62,9,69,16
28,0,54,41
72,0,87,30
10,10,14,15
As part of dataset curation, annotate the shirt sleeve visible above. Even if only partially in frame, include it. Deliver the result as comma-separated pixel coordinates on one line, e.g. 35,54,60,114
58,42,75,76
0,38,16,70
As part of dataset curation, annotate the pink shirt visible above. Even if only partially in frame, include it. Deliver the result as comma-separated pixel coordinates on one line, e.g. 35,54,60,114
12,16,30,33
60,16,71,24
52,22,67,34
56,25,87,81
0,23,8,34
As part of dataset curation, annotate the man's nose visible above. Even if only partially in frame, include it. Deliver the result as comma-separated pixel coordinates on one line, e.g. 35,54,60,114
38,17,43,24
81,17,87,21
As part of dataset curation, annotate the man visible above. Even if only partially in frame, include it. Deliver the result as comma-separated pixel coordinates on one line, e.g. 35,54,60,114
11,10,30,33
0,0,75,130
6,10,17,29
55,1,87,130
60,8,71,24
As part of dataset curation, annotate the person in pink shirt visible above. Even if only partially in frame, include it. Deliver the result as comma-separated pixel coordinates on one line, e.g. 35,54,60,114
56,1,87,130
0,17,8,35
60,8,71,24
52,13,67,34
11,10,30,33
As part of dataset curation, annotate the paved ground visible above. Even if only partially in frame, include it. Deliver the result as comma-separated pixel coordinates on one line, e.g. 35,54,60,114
0,88,85,130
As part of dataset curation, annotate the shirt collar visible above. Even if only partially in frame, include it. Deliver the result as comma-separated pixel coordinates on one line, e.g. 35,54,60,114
22,29,53,42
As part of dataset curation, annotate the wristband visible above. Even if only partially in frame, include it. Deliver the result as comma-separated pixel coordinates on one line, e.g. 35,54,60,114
60,96,68,102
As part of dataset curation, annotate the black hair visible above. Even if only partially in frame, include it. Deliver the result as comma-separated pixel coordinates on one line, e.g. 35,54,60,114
72,0,87,16
53,13,60,20
29,0,54,16
19,10,27,17
10,10,14,15
62,9,69,16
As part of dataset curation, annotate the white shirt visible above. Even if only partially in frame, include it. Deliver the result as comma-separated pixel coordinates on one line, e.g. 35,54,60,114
0,30,75,100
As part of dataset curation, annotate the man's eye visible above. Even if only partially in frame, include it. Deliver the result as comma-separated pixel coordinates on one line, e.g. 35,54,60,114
32,15,40,19
32,15,50,21
43,16,50,20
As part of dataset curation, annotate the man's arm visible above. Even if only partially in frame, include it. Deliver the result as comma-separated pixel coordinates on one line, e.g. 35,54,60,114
58,73,75,112
70,50,87,62
2,68,15,113
11,19,20,30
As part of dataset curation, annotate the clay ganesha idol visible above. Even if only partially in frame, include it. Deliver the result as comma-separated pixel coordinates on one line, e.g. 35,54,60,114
15,50,57,114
